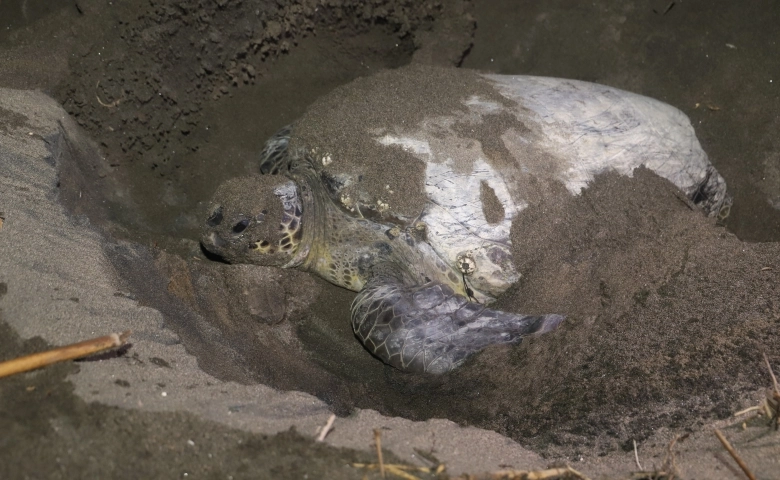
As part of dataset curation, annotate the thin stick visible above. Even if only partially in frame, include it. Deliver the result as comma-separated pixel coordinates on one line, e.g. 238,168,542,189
490,466,591,480
95,80,125,108
764,353,779,393
713,429,756,480
374,428,385,478
661,433,685,480
384,464,420,480
0,331,131,379
762,353,780,430
316,414,336,442
633,439,643,470
351,463,436,473
763,400,774,419
733,405,762,417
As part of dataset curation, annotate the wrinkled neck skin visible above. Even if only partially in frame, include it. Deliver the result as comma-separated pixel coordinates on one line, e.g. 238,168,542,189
278,158,325,270
284,153,467,297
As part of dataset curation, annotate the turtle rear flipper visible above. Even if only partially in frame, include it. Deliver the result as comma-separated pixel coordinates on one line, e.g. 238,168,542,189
351,275,564,374
259,125,293,174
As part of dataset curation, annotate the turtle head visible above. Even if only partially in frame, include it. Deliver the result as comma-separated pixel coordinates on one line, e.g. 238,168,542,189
201,174,305,267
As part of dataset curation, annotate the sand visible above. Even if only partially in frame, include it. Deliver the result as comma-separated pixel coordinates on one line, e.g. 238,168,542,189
1,1,778,478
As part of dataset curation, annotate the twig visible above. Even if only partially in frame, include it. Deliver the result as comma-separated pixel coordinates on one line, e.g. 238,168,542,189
632,439,643,470
0,331,131,378
713,429,756,480
660,433,686,480
385,465,421,480
763,400,775,419
354,463,587,480
352,463,438,473
769,394,780,431
653,1,675,15
352,461,445,480
488,466,591,480
374,428,385,478
315,414,336,442
762,353,780,430
733,405,762,417
732,355,780,427
764,353,779,393
95,80,125,108
354,464,421,480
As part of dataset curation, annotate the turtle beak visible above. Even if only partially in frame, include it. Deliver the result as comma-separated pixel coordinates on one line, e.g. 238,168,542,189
208,232,227,249
202,232,228,254
202,205,228,254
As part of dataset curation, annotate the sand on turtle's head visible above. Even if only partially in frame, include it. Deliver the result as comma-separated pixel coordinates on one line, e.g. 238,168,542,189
201,174,303,266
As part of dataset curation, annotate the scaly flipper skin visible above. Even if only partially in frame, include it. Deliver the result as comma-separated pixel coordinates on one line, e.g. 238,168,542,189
352,271,564,374
259,126,293,174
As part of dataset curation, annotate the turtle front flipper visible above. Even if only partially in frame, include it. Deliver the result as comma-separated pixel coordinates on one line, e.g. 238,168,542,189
259,126,293,174
351,274,564,374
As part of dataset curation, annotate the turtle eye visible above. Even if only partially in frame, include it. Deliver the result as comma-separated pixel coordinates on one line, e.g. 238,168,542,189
207,206,224,226
232,218,250,233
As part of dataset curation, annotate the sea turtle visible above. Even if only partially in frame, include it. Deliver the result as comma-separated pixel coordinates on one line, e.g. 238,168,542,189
201,65,729,374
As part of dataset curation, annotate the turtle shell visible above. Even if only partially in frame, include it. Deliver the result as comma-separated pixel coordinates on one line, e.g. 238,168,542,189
286,65,727,299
